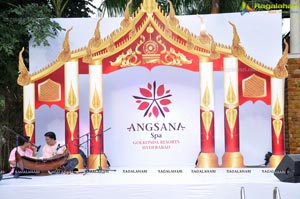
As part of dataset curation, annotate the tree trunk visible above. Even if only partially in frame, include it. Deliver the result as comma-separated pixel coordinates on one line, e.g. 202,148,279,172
211,0,220,13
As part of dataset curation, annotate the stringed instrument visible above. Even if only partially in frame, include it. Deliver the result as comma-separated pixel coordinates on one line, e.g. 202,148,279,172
16,149,69,172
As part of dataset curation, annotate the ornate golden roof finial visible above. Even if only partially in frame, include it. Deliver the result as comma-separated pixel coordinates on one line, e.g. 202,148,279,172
229,21,245,57
93,18,102,47
273,39,288,79
209,35,220,60
121,0,132,27
83,39,93,64
198,16,210,44
143,0,156,13
167,0,179,27
17,47,31,86
84,19,102,63
58,27,73,62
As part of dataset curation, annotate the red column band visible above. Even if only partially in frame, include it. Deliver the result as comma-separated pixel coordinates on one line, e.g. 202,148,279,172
65,110,80,154
224,107,240,152
200,110,215,153
90,111,104,154
271,118,285,155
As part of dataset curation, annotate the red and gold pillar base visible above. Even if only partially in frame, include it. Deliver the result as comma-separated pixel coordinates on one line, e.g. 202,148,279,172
269,155,284,168
196,152,219,168
69,154,85,170
222,152,244,168
88,154,109,170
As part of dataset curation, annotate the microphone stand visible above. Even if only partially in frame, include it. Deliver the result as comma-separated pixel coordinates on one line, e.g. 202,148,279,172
80,127,116,174
75,133,90,175
95,127,116,173
2,126,41,152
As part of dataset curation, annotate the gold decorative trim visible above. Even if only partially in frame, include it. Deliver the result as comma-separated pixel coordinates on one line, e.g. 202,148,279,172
162,47,192,66
25,101,34,121
38,79,62,102
273,96,282,117
17,47,31,86
272,119,282,144
201,82,212,139
226,108,237,139
66,111,78,140
202,111,212,139
92,86,102,110
226,79,237,105
67,83,77,107
186,34,194,50
25,123,34,138
109,48,141,67
242,74,266,98
273,40,288,79
91,113,102,141
28,0,277,83
202,82,210,108
57,27,73,62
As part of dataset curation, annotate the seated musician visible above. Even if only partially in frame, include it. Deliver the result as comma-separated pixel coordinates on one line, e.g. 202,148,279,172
43,131,78,173
8,136,36,175
42,132,65,158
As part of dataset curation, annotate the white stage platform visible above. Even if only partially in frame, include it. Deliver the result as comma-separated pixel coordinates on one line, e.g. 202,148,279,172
1,168,299,199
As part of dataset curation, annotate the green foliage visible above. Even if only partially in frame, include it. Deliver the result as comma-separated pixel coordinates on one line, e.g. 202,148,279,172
98,0,211,17
61,0,96,17
0,0,96,172
0,2,63,172
1,4,64,54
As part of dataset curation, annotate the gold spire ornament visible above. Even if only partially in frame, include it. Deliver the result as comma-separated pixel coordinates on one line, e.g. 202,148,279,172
229,22,245,57
209,35,220,60
143,0,156,13
198,16,210,45
67,83,77,107
202,83,212,139
25,101,34,121
272,97,283,144
273,40,288,79
17,47,31,86
121,0,132,28
167,0,179,27
58,27,73,62
84,19,102,63
226,80,237,105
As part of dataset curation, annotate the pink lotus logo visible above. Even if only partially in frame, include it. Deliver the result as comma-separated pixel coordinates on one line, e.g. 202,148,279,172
133,81,172,118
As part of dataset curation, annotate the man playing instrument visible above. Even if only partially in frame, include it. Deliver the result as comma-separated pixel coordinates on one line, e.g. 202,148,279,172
43,131,78,173
42,132,65,158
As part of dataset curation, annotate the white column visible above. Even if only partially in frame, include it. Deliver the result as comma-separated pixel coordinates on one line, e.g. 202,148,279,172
64,60,80,155
290,0,300,54
200,62,214,110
